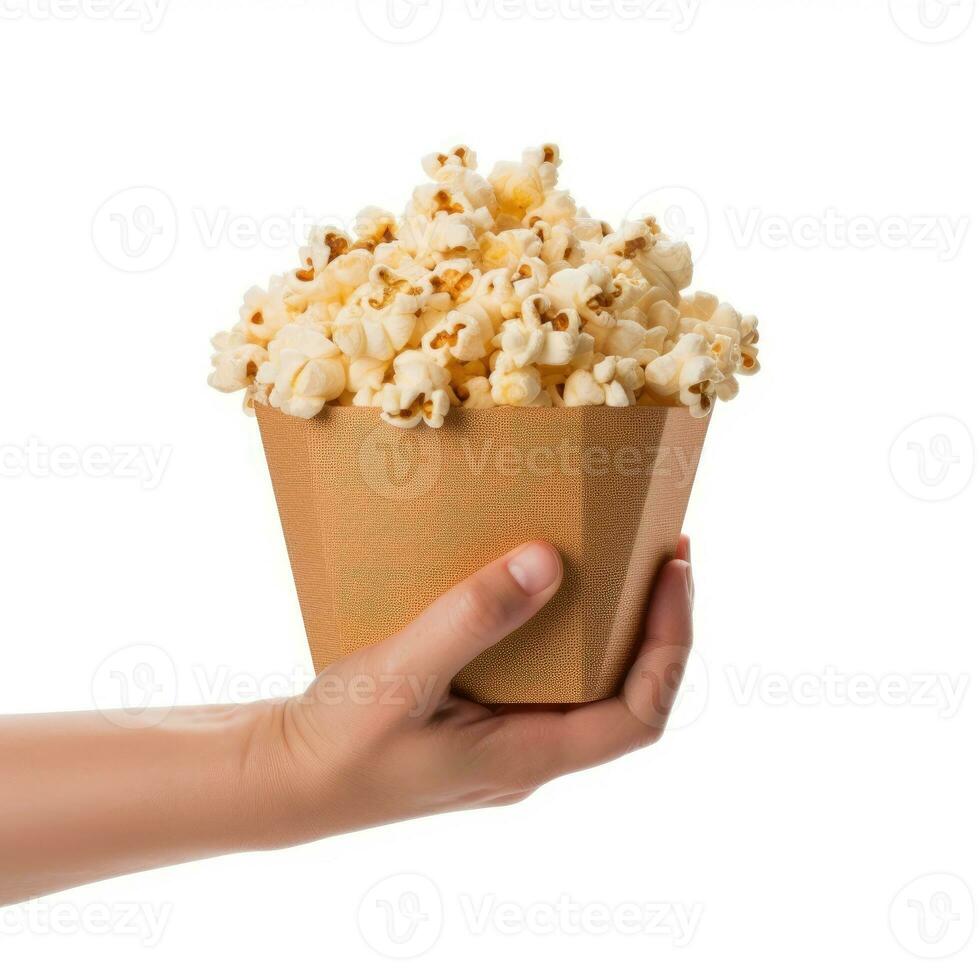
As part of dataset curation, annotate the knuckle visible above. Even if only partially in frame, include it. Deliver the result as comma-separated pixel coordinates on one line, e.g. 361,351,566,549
449,581,510,645
488,789,534,808
508,754,557,793
636,725,665,750
618,718,667,755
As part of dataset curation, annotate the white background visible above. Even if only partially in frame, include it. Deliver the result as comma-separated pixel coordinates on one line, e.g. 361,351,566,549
1,0,978,974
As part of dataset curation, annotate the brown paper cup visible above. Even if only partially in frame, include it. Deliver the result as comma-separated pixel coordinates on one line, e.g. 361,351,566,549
256,403,709,704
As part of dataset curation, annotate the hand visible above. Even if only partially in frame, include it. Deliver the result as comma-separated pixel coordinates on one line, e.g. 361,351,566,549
0,537,693,904
249,537,695,848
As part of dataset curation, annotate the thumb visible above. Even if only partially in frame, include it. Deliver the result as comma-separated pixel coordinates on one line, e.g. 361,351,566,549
372,541,563,694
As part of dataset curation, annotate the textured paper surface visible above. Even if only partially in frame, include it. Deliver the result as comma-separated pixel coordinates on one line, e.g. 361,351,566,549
256,404,709,704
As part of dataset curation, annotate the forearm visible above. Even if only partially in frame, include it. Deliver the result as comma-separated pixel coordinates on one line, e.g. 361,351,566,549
0,701,286,906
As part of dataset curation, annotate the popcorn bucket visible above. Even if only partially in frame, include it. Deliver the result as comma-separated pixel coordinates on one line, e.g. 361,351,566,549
256,403,709,704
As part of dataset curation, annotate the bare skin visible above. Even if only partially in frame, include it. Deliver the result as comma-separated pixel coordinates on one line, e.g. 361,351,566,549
0,537,695,908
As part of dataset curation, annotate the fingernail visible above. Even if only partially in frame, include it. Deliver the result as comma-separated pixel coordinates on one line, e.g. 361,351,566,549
508,543,561,596
681,560,694,604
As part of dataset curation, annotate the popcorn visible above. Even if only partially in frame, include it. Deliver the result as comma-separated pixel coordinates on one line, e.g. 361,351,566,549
351,208,397,250
422,144,478,178
379,350,452,429
645,333,724,419
458,375,495,408
238,277,290,344
422,310,493,364
256,324,347,419
496,295,584,369
563,356,644,408
489,356,548,407
479,228,542,271
210,144,761,424
208,333,268,393
489,154,549,225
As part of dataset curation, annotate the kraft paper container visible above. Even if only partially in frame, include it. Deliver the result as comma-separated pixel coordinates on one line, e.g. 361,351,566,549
256,403,709,704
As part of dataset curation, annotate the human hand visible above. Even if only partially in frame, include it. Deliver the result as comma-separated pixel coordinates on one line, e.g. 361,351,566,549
248,537,695,848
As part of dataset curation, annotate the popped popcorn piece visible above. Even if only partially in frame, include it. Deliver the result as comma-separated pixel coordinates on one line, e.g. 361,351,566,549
398,210,491,268
564,356,644,408
489,152,551,225
347,356,389,406
479,229,542,271
543,261,620,332
351,208,397,251
489,355,548,407
526,190,578,228
422,144,478,178
208,333,268,393
458,375,496,408
534,221,584,273
422,310,494,364
645,333,725,419
496,295,584,369
210,145,761,424
427,259,481,304
448,359,488,400
256,324,347,420
379,350,453,429
238,277,290,344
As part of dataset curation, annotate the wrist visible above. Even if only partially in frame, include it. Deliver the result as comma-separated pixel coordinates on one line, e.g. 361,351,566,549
232,697,342,852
